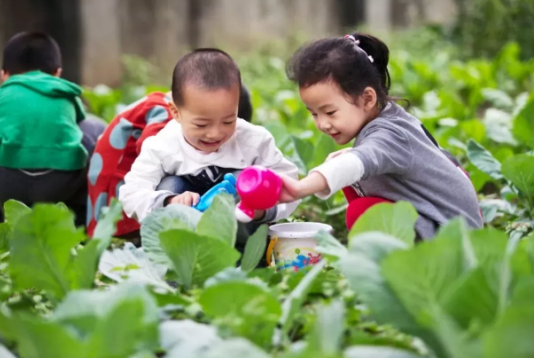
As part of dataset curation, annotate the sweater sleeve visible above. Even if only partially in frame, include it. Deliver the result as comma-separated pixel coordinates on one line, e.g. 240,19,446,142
310,124,412,199
119,136,174,222
253,130,300,223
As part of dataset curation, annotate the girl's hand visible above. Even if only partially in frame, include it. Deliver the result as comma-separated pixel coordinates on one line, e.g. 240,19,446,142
278,172,330,203
278,175,303,203
326,148,351,162
166,192,200,207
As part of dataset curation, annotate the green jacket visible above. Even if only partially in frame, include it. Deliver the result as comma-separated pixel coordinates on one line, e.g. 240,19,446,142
0,71,87,170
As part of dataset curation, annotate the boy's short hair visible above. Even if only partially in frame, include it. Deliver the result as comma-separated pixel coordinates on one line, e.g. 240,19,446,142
2,32,62,75
171,48,241,106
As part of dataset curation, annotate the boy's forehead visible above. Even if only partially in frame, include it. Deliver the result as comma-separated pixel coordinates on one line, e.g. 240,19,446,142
182,84,239,104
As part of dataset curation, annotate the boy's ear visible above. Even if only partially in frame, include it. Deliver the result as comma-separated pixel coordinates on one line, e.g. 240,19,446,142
169,101,181,122
53,68,62,77
362,87,378,111
0,70,9,82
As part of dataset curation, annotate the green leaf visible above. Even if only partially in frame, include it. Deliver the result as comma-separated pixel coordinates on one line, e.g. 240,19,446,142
204,267,248,288
196,194,237,247
159,229,240,289
3,200,31,226
427,305,482,358
344,346,423,358
381,224,465,321
513,93,534,149
98,242,173,292
8,204,92,299
484,108,517,146
348,232,408,261
483,303,534,358
338,234,444,356
11,316,84,358
315,231,348,262
466,139,503,180
198,338,270,358
277,261,326,345
481,88,514,110
501,154,534,201
312,135,338,168
240,225,268,272
69,240,101,291
159,320,221,358
199,281,282,348
92,199,123,256
140,205,202,268
0,223,9,254
6,283,159,358
308,300,345,355
349,202,418,245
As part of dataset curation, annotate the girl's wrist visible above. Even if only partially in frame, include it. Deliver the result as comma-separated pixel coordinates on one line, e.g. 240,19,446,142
299,172,329,198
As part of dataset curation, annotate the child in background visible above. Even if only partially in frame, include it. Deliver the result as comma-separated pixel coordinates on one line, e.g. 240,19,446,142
119,49,299,236
278,33,482,240
87,83,254,239
0,32,106,225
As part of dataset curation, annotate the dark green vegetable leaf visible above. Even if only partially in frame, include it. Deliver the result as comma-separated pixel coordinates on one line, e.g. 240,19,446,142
160,320,221,358
467,139,503,180
3,200,31,226
197,194,237,247
502,155,534,201
196,338,269,358
159,229,240,289
240,225,268,272
349,202,418,245
513,94,534,149
141,205,202,268
92,199,123,256
9,283,159,358
9,204,97,299
199,281,281,348
344,346,423,358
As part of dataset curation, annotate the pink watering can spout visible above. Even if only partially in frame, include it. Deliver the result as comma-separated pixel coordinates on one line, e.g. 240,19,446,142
235,166,282,223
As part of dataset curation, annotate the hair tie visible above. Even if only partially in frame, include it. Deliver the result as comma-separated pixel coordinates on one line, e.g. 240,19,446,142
344,35,374,63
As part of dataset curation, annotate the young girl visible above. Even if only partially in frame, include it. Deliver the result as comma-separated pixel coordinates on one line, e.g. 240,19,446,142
279,33,483,240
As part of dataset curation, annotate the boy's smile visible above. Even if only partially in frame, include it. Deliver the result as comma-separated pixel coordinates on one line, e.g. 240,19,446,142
170,84,240,153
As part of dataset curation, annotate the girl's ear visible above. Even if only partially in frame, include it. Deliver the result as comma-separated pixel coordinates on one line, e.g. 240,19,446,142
361,87,378,111
168,101,181,122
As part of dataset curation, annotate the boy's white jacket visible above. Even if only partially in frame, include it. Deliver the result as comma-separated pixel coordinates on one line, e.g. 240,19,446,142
119,118,299,223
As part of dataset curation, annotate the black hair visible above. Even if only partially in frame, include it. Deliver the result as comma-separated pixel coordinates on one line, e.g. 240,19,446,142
1,32,62,75
287,32,391,108
171,48,241,107
238,83,253,122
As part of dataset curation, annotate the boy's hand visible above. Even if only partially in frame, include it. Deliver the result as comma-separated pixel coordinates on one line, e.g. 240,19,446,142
254,210,266,221
166,192,200,207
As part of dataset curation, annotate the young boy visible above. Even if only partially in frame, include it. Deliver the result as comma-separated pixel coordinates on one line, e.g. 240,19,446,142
119,49,299,234
0,32,106,225
87,83,254,239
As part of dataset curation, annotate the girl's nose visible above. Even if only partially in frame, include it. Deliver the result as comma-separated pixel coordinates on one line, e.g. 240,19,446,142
317,116,332,131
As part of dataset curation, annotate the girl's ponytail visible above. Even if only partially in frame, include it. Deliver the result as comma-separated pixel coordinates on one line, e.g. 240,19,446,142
352,33,391,94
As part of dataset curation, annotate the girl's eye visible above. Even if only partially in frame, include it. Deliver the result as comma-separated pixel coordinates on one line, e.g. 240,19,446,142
223,121,235,125
311,113,318,117
195,124,208,128
326,111,337,116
